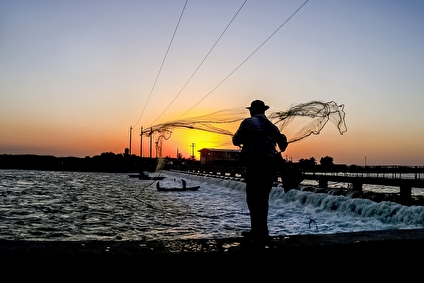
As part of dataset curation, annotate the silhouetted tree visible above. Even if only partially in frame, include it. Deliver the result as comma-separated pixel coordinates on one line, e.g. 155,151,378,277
320,156,334,167
298,157,316,169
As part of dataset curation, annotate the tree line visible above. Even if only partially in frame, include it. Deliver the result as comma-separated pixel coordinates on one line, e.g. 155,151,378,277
0,153,158,173
298,156,334,168
1,152,340,173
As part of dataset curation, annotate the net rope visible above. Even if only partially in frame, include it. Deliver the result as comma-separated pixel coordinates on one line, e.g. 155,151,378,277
134,100,346,224
143,100,347,158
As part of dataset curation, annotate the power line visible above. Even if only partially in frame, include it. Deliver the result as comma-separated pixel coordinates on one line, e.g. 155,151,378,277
148,0,248,126
180,0,310,118
133,0,189,128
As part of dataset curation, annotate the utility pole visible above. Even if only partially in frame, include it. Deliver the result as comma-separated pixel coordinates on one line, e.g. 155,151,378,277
140,126,143,157
190,143,196,160
149,127,153,158
129,126,132,155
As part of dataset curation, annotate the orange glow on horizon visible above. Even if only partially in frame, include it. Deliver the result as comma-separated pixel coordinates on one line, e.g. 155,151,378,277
139,128,236,159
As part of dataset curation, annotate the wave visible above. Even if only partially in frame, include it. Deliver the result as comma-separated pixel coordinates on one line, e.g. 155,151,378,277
173,171,424,227
271,187,424,226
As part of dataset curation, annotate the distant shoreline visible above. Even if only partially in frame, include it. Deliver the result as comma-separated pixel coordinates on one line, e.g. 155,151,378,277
0,153,163,173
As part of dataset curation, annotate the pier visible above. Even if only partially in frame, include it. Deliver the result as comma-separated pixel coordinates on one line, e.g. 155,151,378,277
302,166,424,203
183,164,424,205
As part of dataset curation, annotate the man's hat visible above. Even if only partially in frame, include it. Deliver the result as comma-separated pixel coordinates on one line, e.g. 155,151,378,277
246,100,270,111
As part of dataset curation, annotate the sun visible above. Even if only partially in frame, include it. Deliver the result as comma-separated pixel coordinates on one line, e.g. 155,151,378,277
156,128,235,159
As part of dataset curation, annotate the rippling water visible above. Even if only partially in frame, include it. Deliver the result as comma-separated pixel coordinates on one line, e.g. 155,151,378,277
1,169,423,241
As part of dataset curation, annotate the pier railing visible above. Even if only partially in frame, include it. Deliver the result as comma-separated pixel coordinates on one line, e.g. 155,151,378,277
304,165,424,180
302,166,424,203
182,164,424,203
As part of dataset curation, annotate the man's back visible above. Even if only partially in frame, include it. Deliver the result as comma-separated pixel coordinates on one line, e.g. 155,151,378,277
233,114,282,162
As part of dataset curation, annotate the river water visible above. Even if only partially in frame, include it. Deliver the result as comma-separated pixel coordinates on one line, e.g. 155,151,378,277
1,169,423,241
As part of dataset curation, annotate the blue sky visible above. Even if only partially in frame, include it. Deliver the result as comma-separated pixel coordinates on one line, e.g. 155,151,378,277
1,0,424,165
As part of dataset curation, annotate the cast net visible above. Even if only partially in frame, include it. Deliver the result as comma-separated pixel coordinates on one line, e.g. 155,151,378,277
143,100,347,159
268,100,347,143
135,100,347,217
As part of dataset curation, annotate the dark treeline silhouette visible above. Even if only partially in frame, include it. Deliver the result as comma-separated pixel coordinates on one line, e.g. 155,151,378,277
0,153,163,173
5,152,420,175
0,152,347,174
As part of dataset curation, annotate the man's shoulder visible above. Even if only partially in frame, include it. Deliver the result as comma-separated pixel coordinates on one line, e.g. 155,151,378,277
247,114,266,122
241,116,256,124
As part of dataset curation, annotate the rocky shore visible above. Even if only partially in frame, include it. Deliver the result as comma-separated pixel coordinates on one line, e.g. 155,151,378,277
2,229,424,280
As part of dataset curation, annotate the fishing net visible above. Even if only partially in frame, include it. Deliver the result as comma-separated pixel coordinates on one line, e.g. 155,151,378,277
135,100,347,216
268,100,347,143
142,100,347,158
141,107,246,159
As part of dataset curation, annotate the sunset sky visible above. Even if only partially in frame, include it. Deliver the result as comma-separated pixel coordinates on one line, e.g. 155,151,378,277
1,0,424,166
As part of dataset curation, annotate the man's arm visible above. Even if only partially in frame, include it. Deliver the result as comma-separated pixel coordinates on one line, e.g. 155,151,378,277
232,120,246,146
277,133,288,152
232,132,242,146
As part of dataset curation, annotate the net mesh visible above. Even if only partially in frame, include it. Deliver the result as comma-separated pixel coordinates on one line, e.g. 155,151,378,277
142,101,347,158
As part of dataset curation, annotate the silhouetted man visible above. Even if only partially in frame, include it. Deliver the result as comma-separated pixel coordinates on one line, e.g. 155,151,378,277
233,100,288,243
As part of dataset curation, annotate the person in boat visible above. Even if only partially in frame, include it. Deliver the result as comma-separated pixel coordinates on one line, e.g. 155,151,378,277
232,99,288,244
156,179,199,191
139,171,149,179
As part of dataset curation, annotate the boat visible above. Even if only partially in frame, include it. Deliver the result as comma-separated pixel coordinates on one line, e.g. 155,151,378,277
156,180,200,192
128,172,165,180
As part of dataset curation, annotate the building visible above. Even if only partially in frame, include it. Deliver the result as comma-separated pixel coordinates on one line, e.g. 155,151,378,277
198,148,241,165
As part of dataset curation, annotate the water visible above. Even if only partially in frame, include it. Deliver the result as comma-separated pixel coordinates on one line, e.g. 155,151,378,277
1,169,424,242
